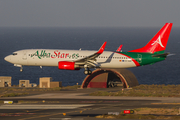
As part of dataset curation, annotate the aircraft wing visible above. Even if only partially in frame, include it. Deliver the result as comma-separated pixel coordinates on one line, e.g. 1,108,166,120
74,42,107,67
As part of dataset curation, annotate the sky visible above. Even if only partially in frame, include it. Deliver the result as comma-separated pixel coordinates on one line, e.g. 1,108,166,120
0,0,180,28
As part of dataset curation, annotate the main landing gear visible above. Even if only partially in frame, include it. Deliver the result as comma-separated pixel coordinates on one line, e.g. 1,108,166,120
84,68,92,75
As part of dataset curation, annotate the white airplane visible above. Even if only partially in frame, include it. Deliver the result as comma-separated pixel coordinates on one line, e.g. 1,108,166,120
4,23,173,75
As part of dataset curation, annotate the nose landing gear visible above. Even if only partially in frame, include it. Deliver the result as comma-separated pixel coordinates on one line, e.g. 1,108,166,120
20,66,23,72
14,64,23,72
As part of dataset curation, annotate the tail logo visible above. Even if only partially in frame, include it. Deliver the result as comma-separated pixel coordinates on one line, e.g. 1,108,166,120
151,36,164,48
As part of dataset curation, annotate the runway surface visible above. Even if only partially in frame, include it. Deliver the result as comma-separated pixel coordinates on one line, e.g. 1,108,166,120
1,88,180,120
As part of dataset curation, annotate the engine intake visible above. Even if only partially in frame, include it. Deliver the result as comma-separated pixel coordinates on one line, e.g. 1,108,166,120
58,61,80,70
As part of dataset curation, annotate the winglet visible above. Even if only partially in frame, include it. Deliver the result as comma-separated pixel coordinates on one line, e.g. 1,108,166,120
116,45,123,52
96,42,107,54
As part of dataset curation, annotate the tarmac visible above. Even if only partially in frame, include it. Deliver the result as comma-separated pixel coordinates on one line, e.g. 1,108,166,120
1,87,180,120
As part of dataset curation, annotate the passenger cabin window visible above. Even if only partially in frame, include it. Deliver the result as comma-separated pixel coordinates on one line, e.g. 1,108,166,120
12,53,17,55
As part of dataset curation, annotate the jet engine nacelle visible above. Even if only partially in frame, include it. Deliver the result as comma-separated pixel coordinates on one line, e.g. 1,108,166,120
58,61,80,70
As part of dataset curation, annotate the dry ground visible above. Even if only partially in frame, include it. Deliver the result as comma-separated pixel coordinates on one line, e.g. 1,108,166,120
96,107,180,119
90,84,180,97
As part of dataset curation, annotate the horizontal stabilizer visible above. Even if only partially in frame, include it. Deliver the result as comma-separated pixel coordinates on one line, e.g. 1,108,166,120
167,54,175,57
152,53,170,57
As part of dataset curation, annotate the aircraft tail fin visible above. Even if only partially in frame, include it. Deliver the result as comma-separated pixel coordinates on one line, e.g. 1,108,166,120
129,23,173,53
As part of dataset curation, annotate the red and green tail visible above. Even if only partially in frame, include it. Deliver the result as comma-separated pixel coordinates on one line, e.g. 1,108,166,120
129,23,173,54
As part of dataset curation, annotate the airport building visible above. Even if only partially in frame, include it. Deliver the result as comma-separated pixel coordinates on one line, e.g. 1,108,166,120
39,77,62,88
81,69,139,88
0,76,11,87
39,77,52,88
19,80,37,87
1,69,138,89
50,81,62,88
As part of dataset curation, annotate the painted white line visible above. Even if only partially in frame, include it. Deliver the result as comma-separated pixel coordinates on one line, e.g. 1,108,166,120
49,118,83,120
0,104,93,109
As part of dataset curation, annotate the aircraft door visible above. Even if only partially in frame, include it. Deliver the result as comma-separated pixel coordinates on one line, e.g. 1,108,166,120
137,54,142,63
22,51,27,60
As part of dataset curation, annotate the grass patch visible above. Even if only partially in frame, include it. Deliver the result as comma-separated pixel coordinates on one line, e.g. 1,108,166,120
96,107,180,119
18,100,60,104
0,85,81,92
90,84,180,97
0,87,62,92
96,114,172,119
134,107,179,115
0,85,81,97
89,91,110,96
61,85,81,89
1,92,29,97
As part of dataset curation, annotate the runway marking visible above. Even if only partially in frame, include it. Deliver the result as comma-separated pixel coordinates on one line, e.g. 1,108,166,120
17,106,93,120
152,103,180,105
24,109,46,113
0,112,35,116
16,103,121,120
0,104,93,109
18,110,85,120
49,118,83,120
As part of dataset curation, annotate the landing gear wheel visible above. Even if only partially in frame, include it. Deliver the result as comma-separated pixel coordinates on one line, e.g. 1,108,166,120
84,70,89,75
84,70,92,75
88,70,92,74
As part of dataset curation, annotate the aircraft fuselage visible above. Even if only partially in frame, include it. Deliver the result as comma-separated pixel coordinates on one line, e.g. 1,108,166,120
5,49,165,69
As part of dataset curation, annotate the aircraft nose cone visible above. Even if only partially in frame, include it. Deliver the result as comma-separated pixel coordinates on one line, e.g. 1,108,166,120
4,55,11,62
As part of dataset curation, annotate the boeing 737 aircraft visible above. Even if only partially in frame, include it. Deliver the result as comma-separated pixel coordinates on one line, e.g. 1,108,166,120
4,23,173,75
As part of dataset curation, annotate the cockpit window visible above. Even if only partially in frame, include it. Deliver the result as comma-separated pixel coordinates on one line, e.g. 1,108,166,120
12,53,17,55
